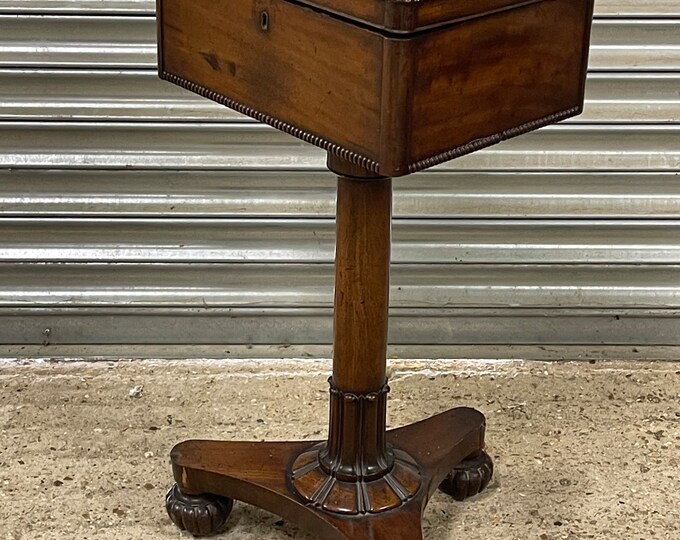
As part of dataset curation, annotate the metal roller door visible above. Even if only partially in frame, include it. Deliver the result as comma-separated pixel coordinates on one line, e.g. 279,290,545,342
0,1,679,358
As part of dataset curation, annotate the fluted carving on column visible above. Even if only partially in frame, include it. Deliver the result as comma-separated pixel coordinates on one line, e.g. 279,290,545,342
289,378,421,515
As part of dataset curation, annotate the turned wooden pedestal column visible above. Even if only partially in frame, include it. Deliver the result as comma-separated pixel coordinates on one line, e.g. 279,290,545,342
290,162,423,515
165,156,492,539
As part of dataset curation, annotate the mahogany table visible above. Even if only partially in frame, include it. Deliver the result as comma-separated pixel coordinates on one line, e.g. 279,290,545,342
156,0,595,537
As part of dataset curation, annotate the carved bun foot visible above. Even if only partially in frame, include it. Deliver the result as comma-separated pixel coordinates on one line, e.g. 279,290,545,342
166,483,234,537
439,450,493,501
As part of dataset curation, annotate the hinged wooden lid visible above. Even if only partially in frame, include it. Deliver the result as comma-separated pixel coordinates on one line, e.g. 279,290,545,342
292,0,545,33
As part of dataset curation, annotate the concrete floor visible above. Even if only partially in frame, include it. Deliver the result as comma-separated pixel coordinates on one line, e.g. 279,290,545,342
1,358,678,539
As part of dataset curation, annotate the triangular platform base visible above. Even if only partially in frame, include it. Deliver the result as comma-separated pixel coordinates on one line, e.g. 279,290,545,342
166,407,492,539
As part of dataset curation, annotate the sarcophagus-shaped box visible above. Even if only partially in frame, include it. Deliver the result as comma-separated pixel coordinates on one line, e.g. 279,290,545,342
157,0,595,176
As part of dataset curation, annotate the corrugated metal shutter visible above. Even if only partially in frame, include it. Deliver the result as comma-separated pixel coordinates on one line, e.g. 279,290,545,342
1,0,679,355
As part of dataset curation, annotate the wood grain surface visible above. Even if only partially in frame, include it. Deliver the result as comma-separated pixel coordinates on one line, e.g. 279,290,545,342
332,172,391,393
160,0,383,161
408,0,592,165
158,0,594,176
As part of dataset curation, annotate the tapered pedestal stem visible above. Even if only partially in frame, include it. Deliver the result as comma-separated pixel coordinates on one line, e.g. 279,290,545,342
291,161,422,514
329,164,393,474
331,164,392,393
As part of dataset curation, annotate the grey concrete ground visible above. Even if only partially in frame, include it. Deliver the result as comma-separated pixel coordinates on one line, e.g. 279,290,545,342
0,358,679,539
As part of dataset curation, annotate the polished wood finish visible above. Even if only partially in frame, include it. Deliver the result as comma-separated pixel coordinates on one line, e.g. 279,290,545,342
439,451,494,501
163,160,491,536
332,172,391,392
157,0,595,176
169,407,486,539
160,0,383,162
287,170,416,516
157,0,595,536
409,0,590,166
166,484,233,536
290,381,422,515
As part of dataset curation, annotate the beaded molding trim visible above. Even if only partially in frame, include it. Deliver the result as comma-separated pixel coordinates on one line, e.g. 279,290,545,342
161,71,381,174
162,71,578,177
407,106,580,174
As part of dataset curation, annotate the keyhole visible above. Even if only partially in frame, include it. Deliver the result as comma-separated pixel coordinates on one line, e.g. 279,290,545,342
260,10,269,31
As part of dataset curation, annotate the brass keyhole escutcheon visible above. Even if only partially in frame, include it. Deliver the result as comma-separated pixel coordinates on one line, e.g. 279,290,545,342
260,10,269,31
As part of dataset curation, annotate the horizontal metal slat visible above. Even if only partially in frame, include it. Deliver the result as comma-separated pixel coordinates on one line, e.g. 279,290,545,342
3,218,680,263
2,122,679,171
0,1,152,13
1,0,677,16
2,263,680,309
0,15,153,67
0,16,678,72
0,169,336,217
2,169,680,218
447,124,680,170
595,0,680,17
590,19,680,71
581,73,680,123
5,343,680,361
3,307,680,345
0,69,235,122
2,70,679,123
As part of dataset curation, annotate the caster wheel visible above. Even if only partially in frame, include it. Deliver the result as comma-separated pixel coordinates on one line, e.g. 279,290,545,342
165,483,234,537
439,450,494,501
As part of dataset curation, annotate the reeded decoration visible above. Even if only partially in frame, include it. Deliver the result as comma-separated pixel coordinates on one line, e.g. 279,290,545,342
439,451,495,502
291,443,422,515
165,484,233,537
290,380,422,515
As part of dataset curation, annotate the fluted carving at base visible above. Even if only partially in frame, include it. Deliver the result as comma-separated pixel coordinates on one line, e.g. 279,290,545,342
291,443,421,515
289,379,422,515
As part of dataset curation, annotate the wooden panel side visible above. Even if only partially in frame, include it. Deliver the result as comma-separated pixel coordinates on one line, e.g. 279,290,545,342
409,0,590,168
159,0,383,161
